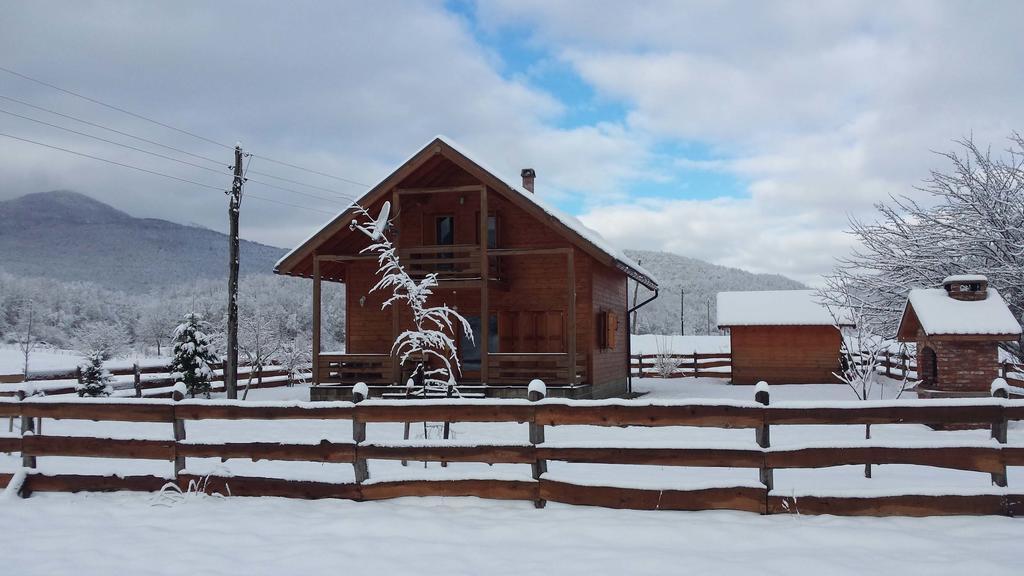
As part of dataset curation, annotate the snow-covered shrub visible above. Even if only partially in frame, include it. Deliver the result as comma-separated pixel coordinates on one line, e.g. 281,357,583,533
351,202,472,393
169,313,219,399
76,351,113,397
276,336,312,386
653,336,683,378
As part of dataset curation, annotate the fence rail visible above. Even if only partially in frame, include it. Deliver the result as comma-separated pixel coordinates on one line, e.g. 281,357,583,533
1,387,1022,516
1,361,308,398
631,352,732,379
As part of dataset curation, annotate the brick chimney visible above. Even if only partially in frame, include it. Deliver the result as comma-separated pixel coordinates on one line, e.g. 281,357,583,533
943,274,988,301
520,168,535,193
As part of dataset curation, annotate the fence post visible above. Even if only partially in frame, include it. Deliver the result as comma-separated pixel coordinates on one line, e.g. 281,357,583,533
133,363,142,398
352,383,369,484
692,354,699,378
172,384,186,480
884,352,891,377
754,381,772,503
636,355,643,379
528,379,547,508
17,389,36,470
991,379,1008,488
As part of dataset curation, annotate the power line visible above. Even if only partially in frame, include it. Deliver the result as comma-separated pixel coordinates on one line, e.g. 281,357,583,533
247,168,363,199
0,64,232,150
0,93,226,167
0,106,350,205
0,64,370,198
0,131,339,215
250,153,371,188
0,106,229,177
245,176,356,205
0,131,225,190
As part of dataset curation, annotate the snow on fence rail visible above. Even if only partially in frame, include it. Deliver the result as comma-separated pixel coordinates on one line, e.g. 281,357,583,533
0,362,309,398
1,387,1023,516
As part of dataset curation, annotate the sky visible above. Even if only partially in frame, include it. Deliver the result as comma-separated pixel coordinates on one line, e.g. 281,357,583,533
1,1,1023,285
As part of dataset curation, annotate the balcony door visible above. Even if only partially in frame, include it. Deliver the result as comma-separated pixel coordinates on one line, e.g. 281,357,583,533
459,314,498,381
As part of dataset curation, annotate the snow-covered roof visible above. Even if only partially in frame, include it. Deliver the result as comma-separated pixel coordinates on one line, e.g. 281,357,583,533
900,287,1021,337
943,274,987,284
716,290,846,327
275,135,657,288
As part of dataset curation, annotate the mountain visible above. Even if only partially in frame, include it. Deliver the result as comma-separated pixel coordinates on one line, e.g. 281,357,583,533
0,191,287,291
624,249,806,335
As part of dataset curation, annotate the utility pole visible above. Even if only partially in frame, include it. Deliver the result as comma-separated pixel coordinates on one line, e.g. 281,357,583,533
225,144,245,399
680,288,685,335
706,297,711,335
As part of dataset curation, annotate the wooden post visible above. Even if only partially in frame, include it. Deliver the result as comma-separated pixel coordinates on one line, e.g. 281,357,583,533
528,380,547,508
566,250,576,385
636,355,643,379
392,188,401,385
991,380,1008,488
754,382,772,497
885,351,892,377
312,253,321,386
133,363,142,398
480,186,489,385
172,386,186,478
17,389,36,470
352,383,369,484
692,354,698,378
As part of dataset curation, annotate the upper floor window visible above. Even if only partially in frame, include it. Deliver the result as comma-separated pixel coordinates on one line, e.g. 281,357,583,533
436,216,454,246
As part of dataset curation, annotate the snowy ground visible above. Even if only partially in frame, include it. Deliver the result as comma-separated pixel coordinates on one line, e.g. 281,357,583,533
1,377,1021,574
2,492,1020,576
0,344,167,376
630,333,729,354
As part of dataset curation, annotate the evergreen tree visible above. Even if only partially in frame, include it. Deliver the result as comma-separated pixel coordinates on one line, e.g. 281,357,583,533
169,313,219,398
76,351,113,397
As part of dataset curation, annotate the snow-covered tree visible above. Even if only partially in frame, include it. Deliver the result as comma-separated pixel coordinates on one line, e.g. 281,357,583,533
74,321,128,361
169,313,219,399
76,351,113,397
351,202,472,393
137,304,177,356
238,297,284,399
823,133,1024,355
276,335,312,386
14,299,37,376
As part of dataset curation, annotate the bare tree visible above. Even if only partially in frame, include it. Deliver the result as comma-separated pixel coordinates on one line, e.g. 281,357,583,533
238,298,284,400
16,299,37,376
823,133,1024,357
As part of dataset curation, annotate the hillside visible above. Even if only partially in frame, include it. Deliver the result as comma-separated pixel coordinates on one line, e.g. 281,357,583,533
0,191,287,291
625,249,806,335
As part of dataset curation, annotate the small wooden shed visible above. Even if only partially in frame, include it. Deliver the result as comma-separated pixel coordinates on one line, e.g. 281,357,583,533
896,275,1021,397
717,290,847,385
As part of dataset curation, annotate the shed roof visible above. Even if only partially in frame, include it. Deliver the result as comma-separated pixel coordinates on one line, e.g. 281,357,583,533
716,290,847,327
274,135,657,289
896,287,1021,340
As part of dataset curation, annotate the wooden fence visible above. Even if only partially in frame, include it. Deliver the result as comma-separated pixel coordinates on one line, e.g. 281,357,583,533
631,352,732,379
1,387,1022,516
0,361,308,398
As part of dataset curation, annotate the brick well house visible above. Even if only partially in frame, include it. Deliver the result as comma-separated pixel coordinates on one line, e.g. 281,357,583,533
896,275,1021,397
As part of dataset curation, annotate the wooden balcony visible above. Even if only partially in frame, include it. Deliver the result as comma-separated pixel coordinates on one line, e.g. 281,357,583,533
398,244,492,282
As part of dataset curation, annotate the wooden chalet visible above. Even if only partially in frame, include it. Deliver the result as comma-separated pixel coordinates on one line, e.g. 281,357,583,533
275,136,658,400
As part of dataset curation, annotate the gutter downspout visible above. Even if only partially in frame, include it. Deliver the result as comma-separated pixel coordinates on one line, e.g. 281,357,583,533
626,287,659,396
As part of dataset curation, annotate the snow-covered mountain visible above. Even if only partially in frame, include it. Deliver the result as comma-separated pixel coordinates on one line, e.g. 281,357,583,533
0,191,287,291
624,249,806,335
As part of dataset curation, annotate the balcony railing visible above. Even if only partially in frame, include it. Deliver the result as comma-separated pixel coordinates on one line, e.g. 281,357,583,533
318,354,392,385
486,353,577,385
397,244,483,281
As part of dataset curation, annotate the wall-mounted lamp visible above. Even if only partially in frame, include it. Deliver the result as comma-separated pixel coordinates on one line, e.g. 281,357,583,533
359,296,366,308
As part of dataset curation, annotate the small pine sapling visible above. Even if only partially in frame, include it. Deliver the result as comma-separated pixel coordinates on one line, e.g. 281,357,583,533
169,313,220,399
76,351,113,397
351,202,472,394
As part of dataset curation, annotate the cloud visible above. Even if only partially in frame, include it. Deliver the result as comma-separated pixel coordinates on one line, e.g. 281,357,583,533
477,0,1024,280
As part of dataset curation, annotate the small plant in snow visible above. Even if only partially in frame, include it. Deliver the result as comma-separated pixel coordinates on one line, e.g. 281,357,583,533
169,313,220,399
351,202,472,393
653,335,683,378
151,473,230,507
76,351,113,397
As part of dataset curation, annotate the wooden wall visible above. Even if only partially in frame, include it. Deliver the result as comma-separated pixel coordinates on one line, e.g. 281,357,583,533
590,261,628,396
729,325,842,385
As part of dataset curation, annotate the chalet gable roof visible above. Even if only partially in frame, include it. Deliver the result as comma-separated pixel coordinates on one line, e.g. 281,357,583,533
895,287,1021,340
274,135,657,289
716,290,850,328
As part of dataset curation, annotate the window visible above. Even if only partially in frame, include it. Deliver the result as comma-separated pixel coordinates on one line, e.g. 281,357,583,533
435,216,454,246
597,310,618,350
475,213,498,248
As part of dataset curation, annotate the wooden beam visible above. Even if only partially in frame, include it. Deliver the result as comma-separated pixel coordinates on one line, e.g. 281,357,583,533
488,247,572,257
395,184,484,196
480,185,489,384
392,187,401,385
567,249,577,385
312,252,321,386
316,255,376,263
